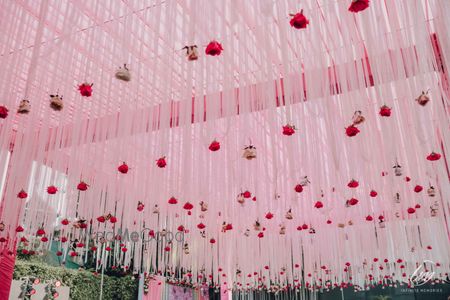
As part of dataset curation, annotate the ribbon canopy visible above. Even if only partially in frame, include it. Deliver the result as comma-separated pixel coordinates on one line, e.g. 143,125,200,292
0,0,449,294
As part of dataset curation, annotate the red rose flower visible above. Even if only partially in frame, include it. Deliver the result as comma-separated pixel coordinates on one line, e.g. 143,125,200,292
314,201,323,208
407,207,416,214
36,228,45,236
61,218,69,225
156,157,167,168
168,197,178,204
47,186,58,194
105,246,111,251
326,219,332,224
109,216,117,223
370,190,377,197
282,125,295,136
0,106,8,119
294,184,303,193
78,83,93,97
210,238,216,244
205,41,223,56
289,10,309,29
164,246,171,251
70,251,78,257
365,215,373,221
347,179,359,188
97,216,106,223
348,198,359,206
345,125,360,137
348,0,369,13
414,185,423,193
41,236,49,242
379,105,391,117
76,242,84,248
225,223,233,230
118,162,129,174
197,223,206,229
122,247,127,252
302,223,308,230
265,212,274,219
209,140,220,151
415,204,421,209
16,225,24,232
17,189,28,199
77,181,88,191
56,251,63,256
427,152,441,161
258,232,264,238
61,237,68,243
177,225,184,232
137,202,144,211
183,202,194,210
243,191,251,198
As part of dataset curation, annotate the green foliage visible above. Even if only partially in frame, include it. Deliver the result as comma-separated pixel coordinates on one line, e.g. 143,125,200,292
14,260,138,300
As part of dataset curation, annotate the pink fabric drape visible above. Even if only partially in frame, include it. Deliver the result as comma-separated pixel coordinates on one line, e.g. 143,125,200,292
143,276,164,300
0,253,15,300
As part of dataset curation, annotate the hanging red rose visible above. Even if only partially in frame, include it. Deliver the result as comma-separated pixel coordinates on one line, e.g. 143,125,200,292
347,179,359,188
61,218,69,225
225,223,233,230
427,245,432,250
415,204,421,209
183,202,194,210
118,162,129,174
36,228,45,236
302,224,308,230
369,190,377,197
210,238,216,244
405,176,411,182
61,236,67,243
348,198,359,206
209,140,220,151
70,251,77,257
177,225,185,232
0,106,8,119
243,191,251,198
41,236,49,242
77,181,88,191
137,202,144,211
197,222,206,229
56,251,63,256
379,105,391,117
17,189,28,199
109,216,117,223
79,223,87,229
252,196,257,201
16,225,24,232
365,215,373,221
427,152,441,161
258,232,264,238
168,196,178,204
164,246,171,252
407,207,416,214
265,212,274,219
205,41,223,56
76,242,84,248
296,226,303,231
326,219,332,224
282,124,295,136
47,186,58,194
345,125,360,137
122,247,128,252
289,10,309,29
414,185,423,193
348,0,369,13
314,201,323,208
97,216,106,223
91,246,97,251
156,157,167,168
78,83,93,97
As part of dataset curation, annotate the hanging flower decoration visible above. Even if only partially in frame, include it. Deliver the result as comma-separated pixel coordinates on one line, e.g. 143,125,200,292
210,238,216,244
427,152,441,161
47,186,58,194
168,196,178,204
183,202,194,210
115,64,131,82
369,190,377,197
347,179,359,188
183,45,199,61
282,124,296,136
17,100,30,114
205,41,223,56
379,105,392,117
109,216,117,223
197,223,206,229
77,181,88,191
78,83,93,97
345,125,360,137
314,201,324,208
289,10,309,29
348,0,370,13
137,201,145,212
36,228,45,236
414,185,423,193
415,91,430,106
49,94,64,111
365,215,373,221
265,212,274,219
118,162,129,174
209,140,220,151
243,191,252,198
16,225,24,232
347,198,359,206
17,189,28,199
294,184,303,193
0,106,9,119
97,215,106,223
156,156,167,168
61,218,69,225
407,207,416,214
